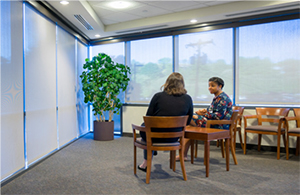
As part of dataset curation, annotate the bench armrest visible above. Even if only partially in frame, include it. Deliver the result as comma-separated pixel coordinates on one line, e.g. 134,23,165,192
243,115,258,128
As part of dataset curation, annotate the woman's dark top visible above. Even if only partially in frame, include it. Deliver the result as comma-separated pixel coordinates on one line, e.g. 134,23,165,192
141,91,193,143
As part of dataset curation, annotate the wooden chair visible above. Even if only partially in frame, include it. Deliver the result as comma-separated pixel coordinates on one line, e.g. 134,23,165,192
215,107,245,151
285,108,300,160
243,107,290,160
232,106,245,152
132,116,188,184
193,111,239,165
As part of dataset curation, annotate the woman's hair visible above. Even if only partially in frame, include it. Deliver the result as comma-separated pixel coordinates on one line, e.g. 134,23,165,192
161,72,187,95
209,77,224,89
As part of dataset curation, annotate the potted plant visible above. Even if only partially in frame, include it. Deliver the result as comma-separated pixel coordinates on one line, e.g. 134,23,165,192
80,53,131,141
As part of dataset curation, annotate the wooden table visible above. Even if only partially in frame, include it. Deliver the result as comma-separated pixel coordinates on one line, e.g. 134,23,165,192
184,126,230,177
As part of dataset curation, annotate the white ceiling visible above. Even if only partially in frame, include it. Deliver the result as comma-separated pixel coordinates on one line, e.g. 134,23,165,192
46,0,300,40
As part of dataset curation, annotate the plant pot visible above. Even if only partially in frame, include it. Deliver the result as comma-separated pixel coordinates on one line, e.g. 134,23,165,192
93,120,114,141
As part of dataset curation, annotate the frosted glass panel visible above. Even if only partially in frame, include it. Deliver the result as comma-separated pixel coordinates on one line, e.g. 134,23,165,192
24,5,57,164
91,43,125,133
57,26,77,146
77,41,89,136
128,37,173,103
178,29,233,103
238,19,300,105
1,1,24,180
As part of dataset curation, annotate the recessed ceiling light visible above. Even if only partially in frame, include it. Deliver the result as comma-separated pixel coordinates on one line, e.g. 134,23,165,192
95,34,101,38
60,1,69,5
108,1,131,9
190,19,197,23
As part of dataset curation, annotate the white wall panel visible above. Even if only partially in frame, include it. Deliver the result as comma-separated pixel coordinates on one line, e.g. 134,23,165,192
76,41,89,136
122,106,147,133
1,1,24,179
24,5,57,164
57,26,77,147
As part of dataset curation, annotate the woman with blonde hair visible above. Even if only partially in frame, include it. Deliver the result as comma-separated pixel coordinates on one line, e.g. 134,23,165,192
138,72,194,172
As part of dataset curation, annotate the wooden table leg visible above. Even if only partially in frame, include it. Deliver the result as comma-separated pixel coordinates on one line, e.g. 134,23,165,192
205,141,210,177
191,140,194,164
226,138,230,171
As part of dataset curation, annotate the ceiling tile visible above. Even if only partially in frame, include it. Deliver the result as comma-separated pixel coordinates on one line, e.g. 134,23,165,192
101,12,142,23
144,1,200,11
89,1,143,12
100,18,118,25
89,7,117,18
173,3,208,12
123,4,173,18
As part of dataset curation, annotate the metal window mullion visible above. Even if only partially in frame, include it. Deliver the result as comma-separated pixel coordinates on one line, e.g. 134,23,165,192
22,1,28,169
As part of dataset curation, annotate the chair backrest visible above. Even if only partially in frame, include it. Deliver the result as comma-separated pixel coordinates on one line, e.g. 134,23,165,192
232,106,245,125
232,106,245,115
229,111,239,136
143,116,188,140
255,107,290,125
206,111,239,137
293,108,300,127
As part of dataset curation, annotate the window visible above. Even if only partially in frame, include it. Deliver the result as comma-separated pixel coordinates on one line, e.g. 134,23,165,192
178,28,233,103
127,36,173,103
237,19,300,105
91,18,299,107
92,42,125,64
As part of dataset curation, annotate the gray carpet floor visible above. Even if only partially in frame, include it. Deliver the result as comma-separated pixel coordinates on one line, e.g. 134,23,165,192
1,132,300,195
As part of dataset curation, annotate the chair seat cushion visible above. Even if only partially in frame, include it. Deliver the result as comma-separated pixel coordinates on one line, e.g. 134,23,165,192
245,125,285,132
136,138,180,146
289,128,300,134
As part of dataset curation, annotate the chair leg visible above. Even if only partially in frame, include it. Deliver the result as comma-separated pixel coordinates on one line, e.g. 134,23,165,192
238,130,244,150
179,148,187,181
277,134,281,160
195,141,198,158
282,133,286,148
230,138,238,165
286,134,289,160
258,134,262,151
220,139,225,158
170,151,174,169
146,150,152,184
172,151,176,171
296,137,300,156
233,130,237,151
244,132,247,155
134,146,137,175
225,139,230,171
